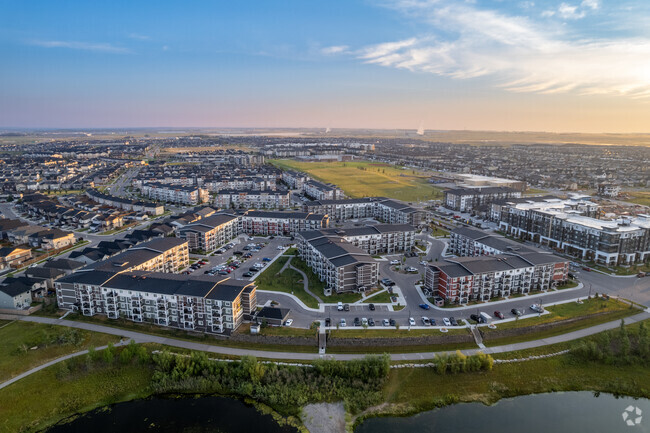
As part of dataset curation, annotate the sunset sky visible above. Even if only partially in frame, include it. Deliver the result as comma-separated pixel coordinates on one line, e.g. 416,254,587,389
2,0,650,132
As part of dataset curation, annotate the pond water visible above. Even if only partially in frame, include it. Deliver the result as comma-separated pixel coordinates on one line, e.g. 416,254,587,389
356,392,650,433
44,395,298,433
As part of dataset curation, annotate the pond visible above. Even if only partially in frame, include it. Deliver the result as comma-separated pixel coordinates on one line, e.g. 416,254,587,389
44,395,298,433
356,392,650,433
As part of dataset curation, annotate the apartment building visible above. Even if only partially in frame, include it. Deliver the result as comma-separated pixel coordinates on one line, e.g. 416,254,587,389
86,189,164,215
316,224,415,255
55,271,256,334
304,197,425,225
496,198,650,265
424,253,568,304
303,180,345,201
177,214,239,253
444,187,521,213
297,230,379,293
141,182,209,205
81,237,189,274
214,190,291,209
240,210,329,236
281,170,309,190
598,183,621,197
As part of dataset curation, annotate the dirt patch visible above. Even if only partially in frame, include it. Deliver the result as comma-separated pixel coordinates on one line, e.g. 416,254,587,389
301,402,346,433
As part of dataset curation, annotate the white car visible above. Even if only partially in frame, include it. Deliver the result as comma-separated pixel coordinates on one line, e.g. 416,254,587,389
408,317,416,326
340,318,347,327
530,304,544,313
337,302,343,311
406,267,418,273
284,319,293,326
442,317,451,327
361,317,368,326
382,319,390,326
390,259,400,265
277,246,284,250
419,260,428,266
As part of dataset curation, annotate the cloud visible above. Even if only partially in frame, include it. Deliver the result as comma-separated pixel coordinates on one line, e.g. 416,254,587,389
321,45,350,55
543,0,598,20
346,1,650,98
30,40,131,53
127,33,150,41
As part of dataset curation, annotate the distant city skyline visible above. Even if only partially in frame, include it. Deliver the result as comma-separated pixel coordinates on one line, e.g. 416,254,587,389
2,0,650,133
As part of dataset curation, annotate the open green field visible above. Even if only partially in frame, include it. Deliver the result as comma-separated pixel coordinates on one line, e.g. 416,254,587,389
254,256,320,308
0,321,119,383
481,298,640,346
622,190,650,207
0,350,153,433
362,290,393,304
271,159,443,202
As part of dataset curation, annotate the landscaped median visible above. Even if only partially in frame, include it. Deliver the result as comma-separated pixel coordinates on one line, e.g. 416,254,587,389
479,297,641,347
326,327,477,354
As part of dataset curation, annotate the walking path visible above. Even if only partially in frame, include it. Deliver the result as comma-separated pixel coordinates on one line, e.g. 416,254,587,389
289,263,324,304
0,339,129,391
1,311,648,363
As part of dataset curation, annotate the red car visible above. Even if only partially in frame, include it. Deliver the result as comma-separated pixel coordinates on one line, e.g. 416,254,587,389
494,311,505,319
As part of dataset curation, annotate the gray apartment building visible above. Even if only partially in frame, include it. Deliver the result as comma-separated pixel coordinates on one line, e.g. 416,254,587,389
56,270,256,334
297,230,379,293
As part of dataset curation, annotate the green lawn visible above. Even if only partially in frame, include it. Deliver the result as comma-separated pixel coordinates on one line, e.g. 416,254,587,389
330,327,470,339
271,159,443,202
481,298,641,347
0,321,120,383
0,354,153,433
254,256,320,308
622,190,650,207
380,353,650,417
362,290,393,303
48,313,318,354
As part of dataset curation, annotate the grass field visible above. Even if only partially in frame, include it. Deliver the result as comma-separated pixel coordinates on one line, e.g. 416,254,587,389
0,321,119,383
362,290,393,303
622,190,650,207
0,353,153,433
481,298,640,346
254,256,320,308
271,159,443,202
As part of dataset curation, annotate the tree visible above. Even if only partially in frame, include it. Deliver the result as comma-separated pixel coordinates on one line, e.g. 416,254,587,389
638,321,649,359
619,319,631,359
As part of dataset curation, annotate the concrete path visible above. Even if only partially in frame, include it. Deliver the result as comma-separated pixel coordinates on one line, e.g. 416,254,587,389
289,263,324,304
0,339,129,390
1,311,648,362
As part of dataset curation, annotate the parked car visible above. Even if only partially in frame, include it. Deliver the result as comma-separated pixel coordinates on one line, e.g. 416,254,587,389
242,271,253,277
470,314,480,322
390,259,400,265
369,303,375,311
408,317,416,326
337,302,343,311
419,260,428,265
382,319,390,326
389,318,396,326
284,319,293,326
511,308,523,316
450,317,458,326
325,318,331,327
422,316,431,326
344,304,350,312
340,318,346,327
419,303,430,310
361,317,368,326
530,304,544,313
354,317,361,327
429,317,436,326
248,267,259,273
262,257,272,262
406,267,418,273
233,251,243,256
277,246,284,250
442,317,451,327
368,318,375,326
494,311,505,319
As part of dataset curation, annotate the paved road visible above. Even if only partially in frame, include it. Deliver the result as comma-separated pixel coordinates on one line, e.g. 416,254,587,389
1,311,648,362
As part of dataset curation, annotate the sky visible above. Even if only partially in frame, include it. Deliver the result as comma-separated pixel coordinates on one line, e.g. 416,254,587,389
1,0,650,132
